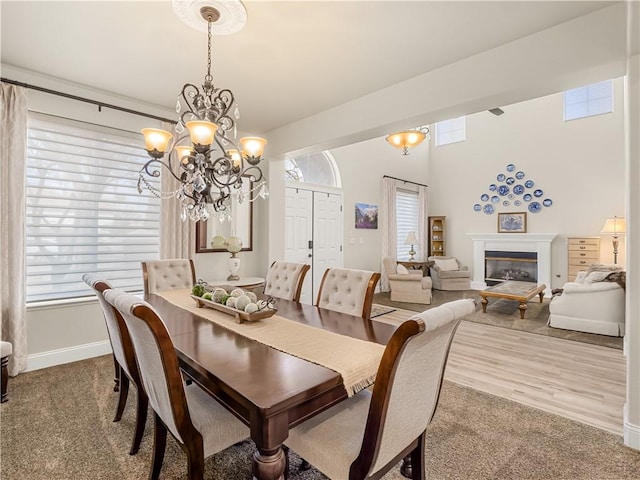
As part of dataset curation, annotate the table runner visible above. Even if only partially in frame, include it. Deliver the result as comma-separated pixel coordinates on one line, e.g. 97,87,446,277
157,289,385,397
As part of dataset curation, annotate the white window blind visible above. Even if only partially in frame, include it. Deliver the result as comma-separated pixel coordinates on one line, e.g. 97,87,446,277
396,189,419,261
26,113,160,303
435,116,466,146
564,80,613,121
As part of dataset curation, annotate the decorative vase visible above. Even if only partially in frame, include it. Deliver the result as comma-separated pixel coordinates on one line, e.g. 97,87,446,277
227,254,240,281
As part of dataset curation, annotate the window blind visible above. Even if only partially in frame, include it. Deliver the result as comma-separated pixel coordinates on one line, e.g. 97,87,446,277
435,116,466,146
26,113,160,303
564,80,613,121
396,189,419,261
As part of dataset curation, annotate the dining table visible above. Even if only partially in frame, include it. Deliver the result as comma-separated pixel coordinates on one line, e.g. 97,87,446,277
145,290,401,480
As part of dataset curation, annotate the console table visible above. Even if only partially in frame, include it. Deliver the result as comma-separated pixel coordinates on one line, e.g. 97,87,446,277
207,276,265,292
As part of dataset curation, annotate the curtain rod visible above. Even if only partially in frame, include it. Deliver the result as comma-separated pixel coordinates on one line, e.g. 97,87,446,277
1,77,177,124
383,175,428,188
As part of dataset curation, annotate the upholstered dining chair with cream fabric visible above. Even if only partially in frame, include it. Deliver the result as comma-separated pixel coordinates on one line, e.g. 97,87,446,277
382,257,432,304
284,298,475,480
141,259,196,295
104,289,249,480
316,268,381,320
264,261,310,302
82,274,148,455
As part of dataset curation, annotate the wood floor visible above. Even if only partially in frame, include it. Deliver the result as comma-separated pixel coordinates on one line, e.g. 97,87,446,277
375,309,627,435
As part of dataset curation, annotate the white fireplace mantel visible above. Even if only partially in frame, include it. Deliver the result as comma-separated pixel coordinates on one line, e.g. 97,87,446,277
467,233,558,295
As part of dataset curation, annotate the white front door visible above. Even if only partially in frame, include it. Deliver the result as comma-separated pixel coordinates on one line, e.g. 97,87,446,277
284,187,313,304
312,192,343,302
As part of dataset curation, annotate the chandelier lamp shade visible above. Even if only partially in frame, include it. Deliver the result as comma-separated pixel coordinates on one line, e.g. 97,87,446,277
600,216,626,264
385,127,429,155
138,1,268,222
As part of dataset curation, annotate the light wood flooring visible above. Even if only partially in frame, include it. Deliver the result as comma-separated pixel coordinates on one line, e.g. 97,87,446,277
374,309,626,435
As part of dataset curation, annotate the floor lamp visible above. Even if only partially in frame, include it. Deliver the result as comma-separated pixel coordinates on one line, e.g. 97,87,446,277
600,216,626,264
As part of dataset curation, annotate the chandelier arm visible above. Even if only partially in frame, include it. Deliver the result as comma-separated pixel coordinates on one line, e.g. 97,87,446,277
140,157,185,183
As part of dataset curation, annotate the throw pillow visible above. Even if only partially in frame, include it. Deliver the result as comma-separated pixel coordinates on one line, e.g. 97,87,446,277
583,271,614,284
585,263,622,275
435,258,459,271
396,264,409,275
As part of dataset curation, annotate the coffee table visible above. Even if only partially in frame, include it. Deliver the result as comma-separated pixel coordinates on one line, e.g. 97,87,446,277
479,280,546,319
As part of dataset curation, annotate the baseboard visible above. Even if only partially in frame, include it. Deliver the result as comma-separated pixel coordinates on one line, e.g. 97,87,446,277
624,404,640,450
27,340,112,372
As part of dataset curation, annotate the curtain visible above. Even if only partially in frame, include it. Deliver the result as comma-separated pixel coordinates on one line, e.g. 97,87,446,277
159,121,195,259
0,83,28,376
380,177,398,292
418,185,429,261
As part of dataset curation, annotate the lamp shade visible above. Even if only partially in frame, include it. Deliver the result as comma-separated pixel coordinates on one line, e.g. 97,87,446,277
601,217,626,235
404,231,419,245
385,130,427,151
185,120,219,146
141,128,173,154
239,137,267,158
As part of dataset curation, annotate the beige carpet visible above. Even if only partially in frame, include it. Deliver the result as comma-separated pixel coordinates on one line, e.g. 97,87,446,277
1,355,639,479
374,290,623,350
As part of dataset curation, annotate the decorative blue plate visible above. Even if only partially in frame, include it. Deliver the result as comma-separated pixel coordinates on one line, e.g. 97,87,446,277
513,185,525,195
503,200,510,207
515,171,525,180
473,203,482,211
506,164,515,172
489,184,497,191
497,174,506,182
483,204,495,214
543,198,553,207
498,185,509,196
525,180,534,188
528,201,541,213
481,193,489,201
523,193,532,201
491,195,500,203
534,189,543,197
514,200,522,206
506,177,515,185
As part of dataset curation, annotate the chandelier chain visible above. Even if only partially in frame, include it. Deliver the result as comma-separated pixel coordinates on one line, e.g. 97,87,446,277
206,19,213,81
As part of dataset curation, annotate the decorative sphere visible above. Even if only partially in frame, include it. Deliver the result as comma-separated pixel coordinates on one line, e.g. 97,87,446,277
244,303,259,314
230,288,245,297
211,235,226,248
235,294,251,311
226,236,243,253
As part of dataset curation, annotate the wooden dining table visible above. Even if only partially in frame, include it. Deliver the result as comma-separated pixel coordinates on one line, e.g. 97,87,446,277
145,292,401,480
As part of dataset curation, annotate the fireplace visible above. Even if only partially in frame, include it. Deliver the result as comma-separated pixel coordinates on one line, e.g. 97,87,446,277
467,233,557,296
485,250,538,285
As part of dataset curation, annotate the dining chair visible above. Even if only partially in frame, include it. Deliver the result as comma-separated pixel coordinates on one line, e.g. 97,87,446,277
103,289,250,480
316,268,381,320
263,261,311,302
284,298,475,480
82,274,148,455
141,259,196,296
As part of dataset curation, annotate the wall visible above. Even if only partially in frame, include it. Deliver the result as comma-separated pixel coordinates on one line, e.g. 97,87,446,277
427,78,626,290
329,138,430,272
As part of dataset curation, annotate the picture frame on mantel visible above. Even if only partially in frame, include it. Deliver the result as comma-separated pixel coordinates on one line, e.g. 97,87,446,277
498,212,527,233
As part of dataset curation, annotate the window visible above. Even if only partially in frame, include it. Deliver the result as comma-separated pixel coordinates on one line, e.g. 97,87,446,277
26,113,160,303
285,151,341,187
564,80,613,121
396,189,419,261
435,116,466,146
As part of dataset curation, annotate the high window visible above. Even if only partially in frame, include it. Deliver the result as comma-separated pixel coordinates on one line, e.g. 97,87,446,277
564,80,613,121
26,113,160,303
285,151,341,188
435,116,466,146
395,189,419,261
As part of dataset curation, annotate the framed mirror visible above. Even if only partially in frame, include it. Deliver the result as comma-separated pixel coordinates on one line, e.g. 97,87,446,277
195,179,254,253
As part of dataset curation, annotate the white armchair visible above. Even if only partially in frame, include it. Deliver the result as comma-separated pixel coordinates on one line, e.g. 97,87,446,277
428,256,471,291
382,257,432,304
548,271,625,337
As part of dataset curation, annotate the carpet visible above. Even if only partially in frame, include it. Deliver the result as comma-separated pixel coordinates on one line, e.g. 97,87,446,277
1,355,638,479
373,290,623,350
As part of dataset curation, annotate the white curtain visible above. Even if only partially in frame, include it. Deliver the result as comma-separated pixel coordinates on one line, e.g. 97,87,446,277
159,121,195,259
0,84,28,376
418,185,429,260
380,177,398,292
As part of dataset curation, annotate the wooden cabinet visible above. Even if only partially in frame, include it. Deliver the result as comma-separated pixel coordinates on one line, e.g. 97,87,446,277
428,216,446,257
567,237,600,281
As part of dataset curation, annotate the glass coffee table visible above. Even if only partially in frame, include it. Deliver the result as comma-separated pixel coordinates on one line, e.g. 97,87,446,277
479,280,546,319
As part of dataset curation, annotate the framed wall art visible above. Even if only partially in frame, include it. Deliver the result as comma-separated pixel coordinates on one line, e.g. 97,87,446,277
355,203,378,229
497,212,527,233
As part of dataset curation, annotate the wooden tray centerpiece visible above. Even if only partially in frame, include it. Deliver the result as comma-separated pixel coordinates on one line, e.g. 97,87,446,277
190,284,276,324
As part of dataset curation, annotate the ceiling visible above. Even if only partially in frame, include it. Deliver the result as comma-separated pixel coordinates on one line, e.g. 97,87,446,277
0,1,616,134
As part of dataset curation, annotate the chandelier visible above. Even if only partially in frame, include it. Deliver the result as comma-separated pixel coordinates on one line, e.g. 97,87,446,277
385,126,430,155
138,3,268,222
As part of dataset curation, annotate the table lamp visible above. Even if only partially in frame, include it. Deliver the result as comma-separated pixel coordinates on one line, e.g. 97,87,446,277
404,231,419,261
226,236,243,280
600,216,626,264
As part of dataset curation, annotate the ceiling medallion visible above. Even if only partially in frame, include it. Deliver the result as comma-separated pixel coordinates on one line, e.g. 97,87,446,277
172,0,247,35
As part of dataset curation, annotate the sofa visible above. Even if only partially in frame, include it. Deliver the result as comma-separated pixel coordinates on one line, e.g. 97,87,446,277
382,257,432,304
428,256,472,291
548,267,625,337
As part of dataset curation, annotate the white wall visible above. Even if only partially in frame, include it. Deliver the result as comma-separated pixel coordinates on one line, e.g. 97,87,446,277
427,78,626,290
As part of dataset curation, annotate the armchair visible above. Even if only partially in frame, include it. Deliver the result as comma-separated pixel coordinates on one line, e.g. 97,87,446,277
428,256,471,291
382,257,432,304
548,269,625,336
